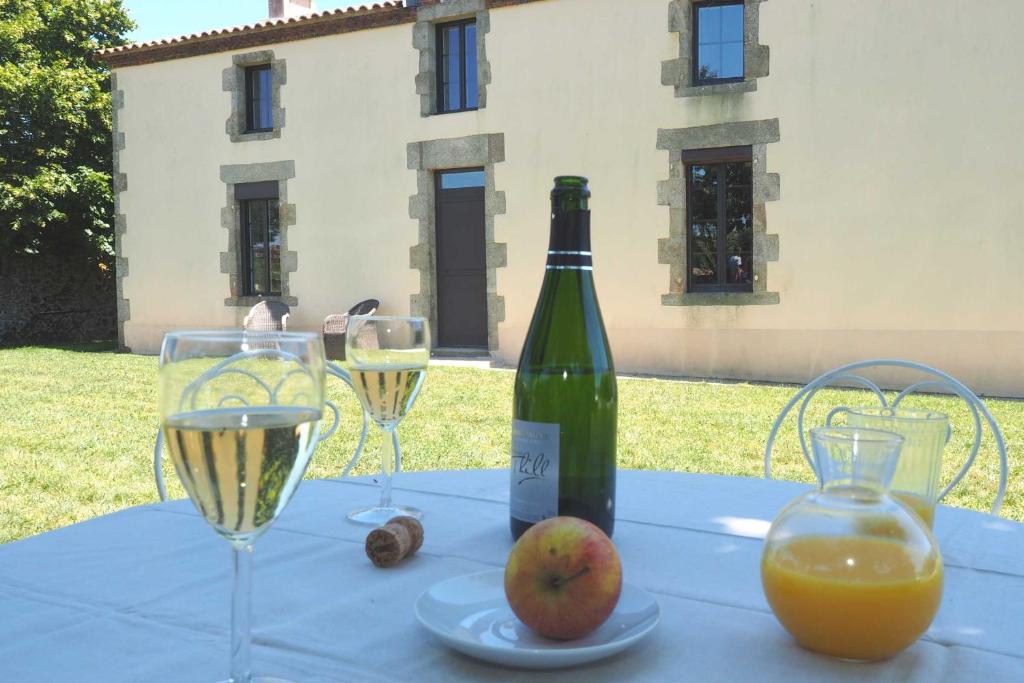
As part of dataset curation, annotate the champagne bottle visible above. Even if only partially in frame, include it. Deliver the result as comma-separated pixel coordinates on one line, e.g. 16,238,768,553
510,176,617,540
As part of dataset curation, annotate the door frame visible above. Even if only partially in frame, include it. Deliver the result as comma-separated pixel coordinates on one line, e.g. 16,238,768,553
406,133,509,356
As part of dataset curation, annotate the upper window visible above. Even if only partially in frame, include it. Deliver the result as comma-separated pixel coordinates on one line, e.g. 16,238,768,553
684,147,753,292
245,65,273,132
236,182,281,296
693,1,744,85
437,19,478,113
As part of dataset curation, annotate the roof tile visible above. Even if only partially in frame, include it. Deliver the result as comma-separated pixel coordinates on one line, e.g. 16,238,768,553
98,2,406,57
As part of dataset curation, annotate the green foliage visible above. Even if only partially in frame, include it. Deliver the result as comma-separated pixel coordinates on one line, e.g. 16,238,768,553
0,347,1021,543
0,0,134,258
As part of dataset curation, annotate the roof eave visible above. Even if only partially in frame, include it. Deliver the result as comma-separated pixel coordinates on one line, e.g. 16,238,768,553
96,2,414,69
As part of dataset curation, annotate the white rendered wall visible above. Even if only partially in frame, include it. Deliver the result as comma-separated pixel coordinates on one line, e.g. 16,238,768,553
115,0,1024,395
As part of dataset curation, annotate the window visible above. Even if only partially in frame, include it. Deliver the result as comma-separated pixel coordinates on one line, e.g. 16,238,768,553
436,19,478,113
439,169,485,189
245,65,273,132
242,198,281,295
693,1,744,85
237,182,281,296
226,51,284,142
684,147,753,291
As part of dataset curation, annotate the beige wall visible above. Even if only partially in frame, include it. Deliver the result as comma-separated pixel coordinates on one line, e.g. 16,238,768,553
115,0,1024,396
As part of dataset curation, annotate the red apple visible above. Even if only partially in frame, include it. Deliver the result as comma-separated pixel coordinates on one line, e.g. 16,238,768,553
504,516,622,640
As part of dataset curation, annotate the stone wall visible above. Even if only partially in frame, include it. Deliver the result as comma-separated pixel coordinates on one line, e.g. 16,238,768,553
0,255,116,345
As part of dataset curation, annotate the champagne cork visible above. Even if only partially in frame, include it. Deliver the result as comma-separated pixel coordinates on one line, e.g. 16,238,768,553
365,516,424,568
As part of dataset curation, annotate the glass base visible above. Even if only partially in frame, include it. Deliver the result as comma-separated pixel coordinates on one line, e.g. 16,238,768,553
347,504,423,526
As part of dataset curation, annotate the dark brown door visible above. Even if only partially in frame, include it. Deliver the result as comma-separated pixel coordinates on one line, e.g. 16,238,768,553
435,169,487,348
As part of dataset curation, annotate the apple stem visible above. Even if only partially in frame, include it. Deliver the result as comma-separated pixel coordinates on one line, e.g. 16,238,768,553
552,565,590,589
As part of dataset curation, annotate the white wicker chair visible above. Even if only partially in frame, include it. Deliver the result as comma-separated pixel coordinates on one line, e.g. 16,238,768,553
242,300,290,331
764,359,1008,515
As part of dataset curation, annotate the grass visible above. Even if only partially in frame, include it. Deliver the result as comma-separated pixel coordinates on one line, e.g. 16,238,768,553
0,345,1020,544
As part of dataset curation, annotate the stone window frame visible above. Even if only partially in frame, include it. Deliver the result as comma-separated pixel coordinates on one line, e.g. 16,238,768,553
657,119,780,306
223,50,286,142
662,0,769,98
412,0,492,117
111,73,130,351
407,133,507,352
220,161,298,308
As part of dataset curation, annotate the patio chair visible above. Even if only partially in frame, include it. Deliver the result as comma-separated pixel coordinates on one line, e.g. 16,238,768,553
153,360,370,502
764,359,1008,515
323,298,380,361
243,300,290,331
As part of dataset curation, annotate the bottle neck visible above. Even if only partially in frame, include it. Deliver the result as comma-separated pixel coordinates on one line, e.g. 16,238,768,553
546,207,592,272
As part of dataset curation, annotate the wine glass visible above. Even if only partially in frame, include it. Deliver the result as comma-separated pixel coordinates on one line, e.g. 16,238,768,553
345,315,430,525
159,330,328,683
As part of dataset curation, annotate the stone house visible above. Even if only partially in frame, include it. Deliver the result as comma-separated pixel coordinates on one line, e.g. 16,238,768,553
99,0,1024,396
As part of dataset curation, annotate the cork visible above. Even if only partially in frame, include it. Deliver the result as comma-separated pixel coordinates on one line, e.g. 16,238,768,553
388,516,424,554
365,516,424,568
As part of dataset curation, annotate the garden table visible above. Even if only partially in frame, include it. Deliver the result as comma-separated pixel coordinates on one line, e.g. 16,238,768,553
0,470,1021,682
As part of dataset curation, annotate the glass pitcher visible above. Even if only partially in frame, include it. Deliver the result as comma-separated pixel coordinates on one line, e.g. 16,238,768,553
831,407,949,528
761,427,943,661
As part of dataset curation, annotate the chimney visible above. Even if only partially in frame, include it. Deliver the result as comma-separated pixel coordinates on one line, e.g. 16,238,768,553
269,0,315,19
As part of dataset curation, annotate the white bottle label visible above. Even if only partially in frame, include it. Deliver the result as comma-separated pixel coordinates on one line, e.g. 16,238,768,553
510,419,560,523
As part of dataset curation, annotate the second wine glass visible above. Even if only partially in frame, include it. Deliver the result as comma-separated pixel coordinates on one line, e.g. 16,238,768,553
346,315,429,525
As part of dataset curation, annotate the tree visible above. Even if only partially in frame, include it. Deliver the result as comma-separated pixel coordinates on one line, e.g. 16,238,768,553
0,0,134,261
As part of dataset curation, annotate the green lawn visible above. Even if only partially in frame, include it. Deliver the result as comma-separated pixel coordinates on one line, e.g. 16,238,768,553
0,344,1019,544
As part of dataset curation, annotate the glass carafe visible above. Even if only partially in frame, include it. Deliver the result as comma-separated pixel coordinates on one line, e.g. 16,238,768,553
761,427,943,661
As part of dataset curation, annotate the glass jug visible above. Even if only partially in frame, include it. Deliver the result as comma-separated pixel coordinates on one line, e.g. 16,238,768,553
835,407,949,528
761,427,943,661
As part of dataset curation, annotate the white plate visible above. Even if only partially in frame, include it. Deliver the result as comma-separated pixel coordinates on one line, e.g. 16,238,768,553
414,570,660,669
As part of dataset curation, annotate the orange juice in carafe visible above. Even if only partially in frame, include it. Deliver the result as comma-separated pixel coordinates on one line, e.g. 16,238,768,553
762,536,942,661
761,427,943,661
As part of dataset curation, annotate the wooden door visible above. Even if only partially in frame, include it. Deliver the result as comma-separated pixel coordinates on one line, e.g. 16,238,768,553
435,170,487,349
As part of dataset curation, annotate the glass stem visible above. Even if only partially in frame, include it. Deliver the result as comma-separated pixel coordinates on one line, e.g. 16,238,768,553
379,427,397,509
230,543,253,683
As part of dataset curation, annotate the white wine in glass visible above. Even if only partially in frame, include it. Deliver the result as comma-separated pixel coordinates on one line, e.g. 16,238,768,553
164,406,320,540
160,330,328,683
348,366,425,427
346,316,429,526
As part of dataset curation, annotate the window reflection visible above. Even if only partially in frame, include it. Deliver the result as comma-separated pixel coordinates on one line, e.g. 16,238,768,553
437,20,478,112
687,159,753,290
695,2,744,82
464,23,478,108
440,170,485,189
244,198,282,295
246,65,273,132
445,26,461,111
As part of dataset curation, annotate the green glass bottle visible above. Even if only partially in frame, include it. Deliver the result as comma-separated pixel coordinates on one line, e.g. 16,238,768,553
510,176,617,540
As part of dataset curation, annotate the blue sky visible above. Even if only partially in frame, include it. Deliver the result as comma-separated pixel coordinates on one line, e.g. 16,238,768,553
124,1,367,44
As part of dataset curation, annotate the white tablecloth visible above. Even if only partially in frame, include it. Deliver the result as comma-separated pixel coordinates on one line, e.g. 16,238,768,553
0,470,1021,682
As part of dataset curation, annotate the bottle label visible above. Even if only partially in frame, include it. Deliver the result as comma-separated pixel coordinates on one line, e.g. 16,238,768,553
510,419,560,523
